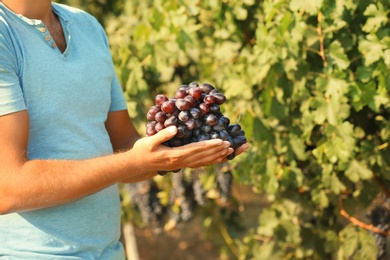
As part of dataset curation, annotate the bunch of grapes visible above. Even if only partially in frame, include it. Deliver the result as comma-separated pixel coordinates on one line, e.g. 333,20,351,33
145,82,247,165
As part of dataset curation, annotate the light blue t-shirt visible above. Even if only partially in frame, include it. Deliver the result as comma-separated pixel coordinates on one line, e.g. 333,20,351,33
0,2,127,259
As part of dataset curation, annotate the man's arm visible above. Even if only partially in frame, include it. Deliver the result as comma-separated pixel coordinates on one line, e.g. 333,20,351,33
0,110,234,214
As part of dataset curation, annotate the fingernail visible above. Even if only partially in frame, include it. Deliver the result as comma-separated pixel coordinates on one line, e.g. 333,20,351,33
168,126,176,134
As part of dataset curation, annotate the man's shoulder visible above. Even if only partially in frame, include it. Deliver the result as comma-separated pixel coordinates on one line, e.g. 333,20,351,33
52,3,100,26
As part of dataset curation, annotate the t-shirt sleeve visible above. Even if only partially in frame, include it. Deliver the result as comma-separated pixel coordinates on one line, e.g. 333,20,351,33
94,22,127,112
0,31,26,116
109,74,127,112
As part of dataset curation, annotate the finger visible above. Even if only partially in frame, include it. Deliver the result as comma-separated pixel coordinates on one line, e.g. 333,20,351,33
234,143,249,157
148,126,177,150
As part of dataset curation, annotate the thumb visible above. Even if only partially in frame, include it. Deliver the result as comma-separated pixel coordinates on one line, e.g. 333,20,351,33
148,126,177,150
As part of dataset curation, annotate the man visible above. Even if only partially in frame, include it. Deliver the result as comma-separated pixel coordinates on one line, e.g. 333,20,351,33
0,0,248,259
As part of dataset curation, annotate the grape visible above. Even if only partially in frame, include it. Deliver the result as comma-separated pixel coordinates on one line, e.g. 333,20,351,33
209,104,220,114
184,95,196,108
200,124,212,133
203,95,215,105
147,105,161,121
161,100,176,114
176,124,187,138
204,113,218,126
199,83,215,94
218,129,229,141
189,108,200,119
145,81,247,163
175,99,190,111
175,88,187,99
155,122,165,132
178,110,190,122
188,87,202,100
154,111,166,123
227,124,241,137
198,103,210,115
213,93,226,105
164,116,178,127
184,118,196,130
155,94,168,107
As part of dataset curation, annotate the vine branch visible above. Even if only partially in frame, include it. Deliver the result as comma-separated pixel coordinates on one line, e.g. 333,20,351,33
338,197,390,236
316,11,328,67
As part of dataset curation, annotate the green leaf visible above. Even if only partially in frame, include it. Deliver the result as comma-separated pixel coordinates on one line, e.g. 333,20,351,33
311,188,329,208
345,159,373,183
359,36,383,66
289,0,323,15
289,133,307,160
328,40,350,70
338,226,359,259
362,4,389,33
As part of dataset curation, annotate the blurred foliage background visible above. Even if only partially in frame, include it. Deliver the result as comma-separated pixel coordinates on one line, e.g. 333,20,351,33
56,0,390,259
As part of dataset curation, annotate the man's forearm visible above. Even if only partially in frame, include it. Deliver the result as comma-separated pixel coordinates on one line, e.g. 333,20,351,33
0,151,147,214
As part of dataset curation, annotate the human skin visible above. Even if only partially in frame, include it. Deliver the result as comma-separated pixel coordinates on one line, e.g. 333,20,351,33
0,0,249,215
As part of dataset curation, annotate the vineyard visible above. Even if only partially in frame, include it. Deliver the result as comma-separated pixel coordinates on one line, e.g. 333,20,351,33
58,0,390,259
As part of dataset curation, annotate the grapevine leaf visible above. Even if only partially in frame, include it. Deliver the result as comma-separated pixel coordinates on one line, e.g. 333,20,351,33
358,36,383,66
362,4,388,33
338,226,359,259
328,40,350,70
289,0,323,15
310,188,329,208
345,159,373,183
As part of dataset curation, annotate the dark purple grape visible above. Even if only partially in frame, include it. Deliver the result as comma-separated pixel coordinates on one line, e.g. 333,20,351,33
193,128,201,137
184,95,196,108
227,124,242,137
203,95,215,105
213,93,226,105
154,111,167,123
209,89,219,95
147,112,155,121
146,125,157,136
170,137,183,147
188,82,199,88
226,150,236,160
209,104,220,114
168,107,180,117
176,125,187,138
205,114,218,126
238,130,245,136
184,118,195,130
233,135,247,148
164,116,178,127
194,119,203,129
146,121,157,128
178,111,190,122
188,87,202,100
200,124,212,133
182,129,192,140
197,133,210,141
155,94,168,107
198,103,210,115
155,122,165,132
161,100,176,114
189,108,200,119
210,132,219,139
147,105,161,120
199,83,215,94
219,129,229,141
175,99,190,111
175,88,187,99
219,116,230,127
